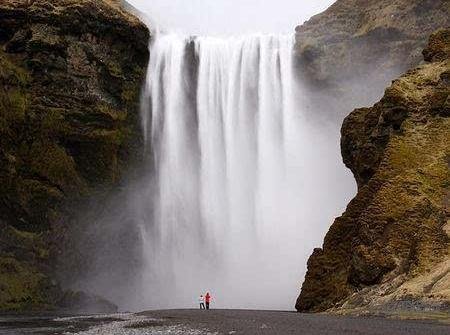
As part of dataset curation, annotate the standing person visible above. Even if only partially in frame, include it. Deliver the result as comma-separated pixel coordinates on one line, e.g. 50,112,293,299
205,292,211,310
198,295,205,310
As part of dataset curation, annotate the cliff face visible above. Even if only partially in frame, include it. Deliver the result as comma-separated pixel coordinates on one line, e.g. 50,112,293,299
296,29,450,314
0,0,149,311
295,0,450,119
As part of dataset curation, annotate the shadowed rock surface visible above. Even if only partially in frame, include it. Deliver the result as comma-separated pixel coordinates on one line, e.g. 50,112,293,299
297,29,450,314
0,0,149,311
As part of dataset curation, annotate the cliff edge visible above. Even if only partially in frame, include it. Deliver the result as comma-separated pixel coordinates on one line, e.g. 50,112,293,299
295,0,450,118
296,29,450,316
0,0,149,311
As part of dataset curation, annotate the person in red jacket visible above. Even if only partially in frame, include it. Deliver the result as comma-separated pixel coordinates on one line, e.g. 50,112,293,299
205,292,211,310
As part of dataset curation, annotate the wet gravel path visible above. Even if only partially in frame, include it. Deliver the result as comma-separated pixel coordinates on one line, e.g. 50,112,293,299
1,309,449,334
140,309,450,335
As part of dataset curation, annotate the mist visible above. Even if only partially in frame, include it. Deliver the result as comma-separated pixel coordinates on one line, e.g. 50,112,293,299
68,0,358,312
127,0,335,35
119,33,356,311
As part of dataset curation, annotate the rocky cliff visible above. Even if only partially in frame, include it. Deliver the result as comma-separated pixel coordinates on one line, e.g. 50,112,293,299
296,29,450,315
0,0,149,311
295,0,450,119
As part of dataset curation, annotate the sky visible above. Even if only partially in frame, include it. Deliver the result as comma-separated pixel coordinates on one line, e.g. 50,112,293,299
127,0,335,36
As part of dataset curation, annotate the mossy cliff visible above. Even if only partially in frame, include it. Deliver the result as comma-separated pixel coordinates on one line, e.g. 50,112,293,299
0,0,149,311
295,0,450,119
296,29,450,314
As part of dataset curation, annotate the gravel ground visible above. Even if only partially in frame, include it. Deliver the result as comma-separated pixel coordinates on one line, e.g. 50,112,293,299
139,309,450,335
1,309,449,334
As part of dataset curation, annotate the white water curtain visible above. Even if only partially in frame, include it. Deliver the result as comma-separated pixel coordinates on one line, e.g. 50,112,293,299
135,34,353,310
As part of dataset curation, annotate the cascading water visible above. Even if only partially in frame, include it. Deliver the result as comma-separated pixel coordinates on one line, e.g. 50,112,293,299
136,34,353,310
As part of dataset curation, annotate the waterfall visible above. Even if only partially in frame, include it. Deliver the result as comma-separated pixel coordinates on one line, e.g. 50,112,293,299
137,34,353,310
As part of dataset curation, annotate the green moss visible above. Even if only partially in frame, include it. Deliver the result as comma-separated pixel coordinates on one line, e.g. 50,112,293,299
370,117,450,272
0,257,49,311
14,178,63,229
97,103,127,121
386,118,450,200
0,50,30,141
388,138,421,171
9,227,37,241
107,61,124,79
0,51,30,86
27,140,83,193
91,129,125,145
121,85,138,105
41,108,70,135
4,226,50,261
0,89,28,136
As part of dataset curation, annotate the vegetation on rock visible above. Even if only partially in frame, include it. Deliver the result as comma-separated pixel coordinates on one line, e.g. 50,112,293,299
0,0,149,311
297,28,450,315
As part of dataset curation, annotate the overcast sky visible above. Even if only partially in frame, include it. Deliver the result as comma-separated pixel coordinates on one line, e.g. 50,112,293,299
127,0,335,36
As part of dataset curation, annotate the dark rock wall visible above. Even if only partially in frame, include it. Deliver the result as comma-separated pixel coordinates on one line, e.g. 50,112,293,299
296,29,450,313
0,0,149,311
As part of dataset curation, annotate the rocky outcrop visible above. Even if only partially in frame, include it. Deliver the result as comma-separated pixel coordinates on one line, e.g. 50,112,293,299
0,0,149,311
295,0,450,119
296,29,450,314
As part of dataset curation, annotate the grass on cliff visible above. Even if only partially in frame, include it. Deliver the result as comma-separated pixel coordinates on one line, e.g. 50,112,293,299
0,226,51,311
373,117,450,275
0,257,50,311
0,51,30,86
0,50,29,137
0,89,28,136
